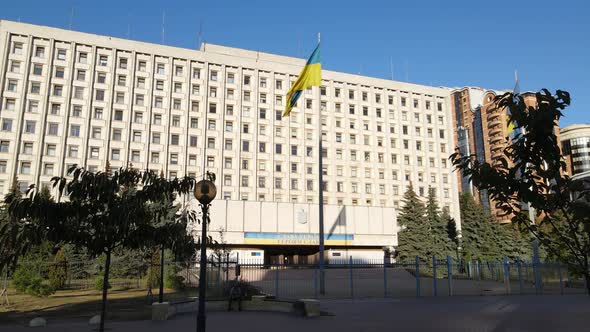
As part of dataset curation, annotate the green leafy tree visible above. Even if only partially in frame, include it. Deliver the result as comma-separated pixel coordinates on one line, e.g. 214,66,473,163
0,167,197,332
396,185,429,262
451,89,590,295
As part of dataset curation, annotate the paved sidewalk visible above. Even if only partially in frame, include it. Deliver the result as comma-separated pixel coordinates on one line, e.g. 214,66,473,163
1,295,589,331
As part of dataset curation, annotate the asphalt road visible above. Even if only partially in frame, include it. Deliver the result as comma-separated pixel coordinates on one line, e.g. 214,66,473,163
2,295,589,332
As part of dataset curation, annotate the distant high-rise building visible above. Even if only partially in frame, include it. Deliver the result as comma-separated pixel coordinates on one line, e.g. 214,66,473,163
561,124,590,181
450,87,540,222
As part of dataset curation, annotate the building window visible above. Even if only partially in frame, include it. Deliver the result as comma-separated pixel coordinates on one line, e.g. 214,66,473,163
90,147,100,159
113,110,123,121
77,52,88,63
151,152,160,163
20,162,31,174
10,61,21,73
111,149,121,160
24,120,36,134
47,123,58,135
97,73,107,84
46,144,56,156
112,129,122,141
68,145,78,158
22,142,33,154
170,153,179,165
190,136,198,147
12,42,23,55
132,131,142,142
131,150,140,162
99,55,108,66
56,49,67,61
69,125,80,137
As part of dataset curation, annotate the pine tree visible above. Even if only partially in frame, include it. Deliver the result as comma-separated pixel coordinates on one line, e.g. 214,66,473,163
396,185,429,262
459,193,489,261
426,188,451,258
443,207,459,259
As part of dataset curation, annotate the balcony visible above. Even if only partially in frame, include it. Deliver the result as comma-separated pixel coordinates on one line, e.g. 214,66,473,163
488,120,502,129
488,126,503,136
487,113,500,122
490,135,504,145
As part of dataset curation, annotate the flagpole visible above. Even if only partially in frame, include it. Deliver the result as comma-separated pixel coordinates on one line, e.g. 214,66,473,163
317,32,326,295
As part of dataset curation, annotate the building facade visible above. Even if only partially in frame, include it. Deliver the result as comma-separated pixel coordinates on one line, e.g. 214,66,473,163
450,87,541,222
561,124,590,181
0,20,461,260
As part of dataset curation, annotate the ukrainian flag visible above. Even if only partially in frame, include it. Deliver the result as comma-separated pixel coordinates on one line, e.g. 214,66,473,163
283,44,322,117
506,71,520,136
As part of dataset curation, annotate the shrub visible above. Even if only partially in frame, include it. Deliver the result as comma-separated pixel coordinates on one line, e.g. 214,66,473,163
164,266,185,291
12,264,55,297
94,275,111,292
48,248,68,290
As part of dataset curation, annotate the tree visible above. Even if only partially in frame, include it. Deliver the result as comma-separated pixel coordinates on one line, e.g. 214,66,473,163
426,188,453,258
459,193,498,261
451,89,590,295
141,172,197,302
443,207,460,259
0,167,197,332
48,247,67,290
396,185,429,262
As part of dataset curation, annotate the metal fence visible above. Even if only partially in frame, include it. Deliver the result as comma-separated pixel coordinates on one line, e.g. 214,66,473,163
237,257,589,300
3,256,588,301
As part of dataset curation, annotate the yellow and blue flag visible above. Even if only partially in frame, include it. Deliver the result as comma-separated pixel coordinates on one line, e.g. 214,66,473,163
283,44,322,117
506,71,520,136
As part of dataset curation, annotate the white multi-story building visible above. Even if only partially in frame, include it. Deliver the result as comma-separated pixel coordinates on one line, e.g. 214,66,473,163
0,20,461,262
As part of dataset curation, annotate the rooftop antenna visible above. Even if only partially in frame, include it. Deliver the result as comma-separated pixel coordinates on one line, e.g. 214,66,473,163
389,57,394,80
405,60,409,81
359,64,362,75
197,20,203,49
161,11,165,44
69,6,74,30
126,14,131,38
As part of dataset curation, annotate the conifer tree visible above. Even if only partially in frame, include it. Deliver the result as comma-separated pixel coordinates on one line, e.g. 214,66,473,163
396,185,429,262
426,188,452,258
443,207,460,259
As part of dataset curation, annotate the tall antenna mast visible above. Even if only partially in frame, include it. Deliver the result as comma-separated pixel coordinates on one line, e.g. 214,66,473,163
69,6,75,30
405,60,409,81
390,57,394,80
197,20,203,48
161,11,165,44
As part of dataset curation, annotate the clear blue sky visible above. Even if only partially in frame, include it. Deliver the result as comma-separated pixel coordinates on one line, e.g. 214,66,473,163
2,0,588,126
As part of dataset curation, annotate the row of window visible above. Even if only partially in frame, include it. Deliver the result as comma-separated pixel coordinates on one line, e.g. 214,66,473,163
9,41,446,108
0,155,450,198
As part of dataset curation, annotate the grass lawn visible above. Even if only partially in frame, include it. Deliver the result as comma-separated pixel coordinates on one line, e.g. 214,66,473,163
0,286,207,325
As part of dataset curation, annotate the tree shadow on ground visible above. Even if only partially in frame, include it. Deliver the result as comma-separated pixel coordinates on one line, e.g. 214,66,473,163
0,287,208,325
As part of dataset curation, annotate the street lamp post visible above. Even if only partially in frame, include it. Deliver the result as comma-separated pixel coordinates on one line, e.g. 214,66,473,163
194,179,217,332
